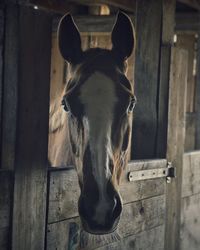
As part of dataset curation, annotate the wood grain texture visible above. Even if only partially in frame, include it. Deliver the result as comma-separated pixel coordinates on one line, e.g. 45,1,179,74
165,48,188,250
180,193,200,250
182,151,200,198
177,0,200,11
195,33,200,149
156,0,175,158
62,0,135,12
176,13,200,32
185,113,196,152
48,159,166,223
96,225,165,250
11,6,51,250
176,34,196,113
132,0,162,159
0,170,13,250
47,195,165,250
1,4,18,170
0,7,4,149
28,0,135,13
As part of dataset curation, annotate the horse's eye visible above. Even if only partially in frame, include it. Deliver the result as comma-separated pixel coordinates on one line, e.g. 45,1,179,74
61,97,70,113
127,96,137,113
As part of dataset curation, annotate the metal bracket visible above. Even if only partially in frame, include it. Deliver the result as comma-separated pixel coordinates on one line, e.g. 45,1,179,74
128,162,176,183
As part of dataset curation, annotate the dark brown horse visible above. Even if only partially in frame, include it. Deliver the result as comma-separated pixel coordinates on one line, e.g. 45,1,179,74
48,12,136,235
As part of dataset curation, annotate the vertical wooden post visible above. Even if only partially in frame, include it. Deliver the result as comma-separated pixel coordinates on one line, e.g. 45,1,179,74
0,6,4,147
165,48,188,250
1,4,18,170
156,0,175,158
132,0,162,159
195,32,200,149
11,5,51,250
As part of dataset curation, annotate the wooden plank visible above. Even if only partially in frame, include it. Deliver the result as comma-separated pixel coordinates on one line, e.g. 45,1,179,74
48,159,166,223
19,0,135,13
47,195,165,249
0,170,13,250
180,193,200,250
1,4,18,170
75,15,115,33
96,225,165,250
53,15,133,34
47,224,165,250
131,0,162,159
185,113,196,151
26,0,77,14
176,34,196,113
182,151,200,197
156,0,176,158
71,0,135,12
165,48,188,250
11,6,51,250
0,7,4,149
195,33,200,149
175,12,200,32
177,0,200,11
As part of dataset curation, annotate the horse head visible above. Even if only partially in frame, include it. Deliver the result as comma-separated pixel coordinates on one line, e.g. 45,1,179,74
58,12,136,234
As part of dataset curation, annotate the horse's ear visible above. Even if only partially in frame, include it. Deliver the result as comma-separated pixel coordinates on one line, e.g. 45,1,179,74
111,12,135,61
58,14,82,64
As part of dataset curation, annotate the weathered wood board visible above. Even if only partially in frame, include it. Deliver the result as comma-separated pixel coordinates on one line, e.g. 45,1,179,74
180,193,200,250
195,33,200,149
132,0,162,159
47,195,165,250
185,113,196,152
0,7,4,146
1,4,18,170
180,151,200,249
156,0,175,158
165,47,188,250
182,151,200,198
48,159,166,223
176,34,196,113
0,170,13,250
47,159,167,249
11,6,52,250
96,225,165,250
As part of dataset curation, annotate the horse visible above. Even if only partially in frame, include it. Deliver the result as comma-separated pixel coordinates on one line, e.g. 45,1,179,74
48,11,136,235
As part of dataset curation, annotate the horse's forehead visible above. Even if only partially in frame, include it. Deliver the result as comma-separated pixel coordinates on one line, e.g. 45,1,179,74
79,71,117,111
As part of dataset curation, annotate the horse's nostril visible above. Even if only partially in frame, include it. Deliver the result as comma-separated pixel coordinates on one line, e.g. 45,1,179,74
78,193,122,234
112,195,122,220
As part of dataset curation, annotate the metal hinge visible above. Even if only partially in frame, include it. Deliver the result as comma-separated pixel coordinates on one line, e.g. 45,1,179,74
128,162,176,183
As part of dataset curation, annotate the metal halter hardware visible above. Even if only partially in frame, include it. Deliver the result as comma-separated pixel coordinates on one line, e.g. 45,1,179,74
128,96,137,113
61,97,70,113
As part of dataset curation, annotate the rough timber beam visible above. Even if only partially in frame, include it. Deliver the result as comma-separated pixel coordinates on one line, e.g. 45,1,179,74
27,0,135,13
177,0,200,11
69,0,135,12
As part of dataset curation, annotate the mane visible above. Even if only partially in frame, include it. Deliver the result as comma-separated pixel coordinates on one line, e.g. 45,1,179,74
49,96,67,133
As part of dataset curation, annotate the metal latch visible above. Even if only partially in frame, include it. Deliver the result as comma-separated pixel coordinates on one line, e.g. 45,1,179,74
128,162,176,183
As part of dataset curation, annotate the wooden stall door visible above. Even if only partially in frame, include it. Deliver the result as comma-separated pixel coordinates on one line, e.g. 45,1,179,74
46,160,167,250
180,151,200,250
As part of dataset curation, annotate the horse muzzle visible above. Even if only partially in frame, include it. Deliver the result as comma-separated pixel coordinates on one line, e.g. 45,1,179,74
78,189,122,235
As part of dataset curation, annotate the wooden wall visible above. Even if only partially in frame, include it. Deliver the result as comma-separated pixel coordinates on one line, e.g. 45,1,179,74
0,6,4,145
131,0,162,160
0,171,13,250
46,159,167,249
0,3,52,249
176,34,197,152
180,151,200,250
